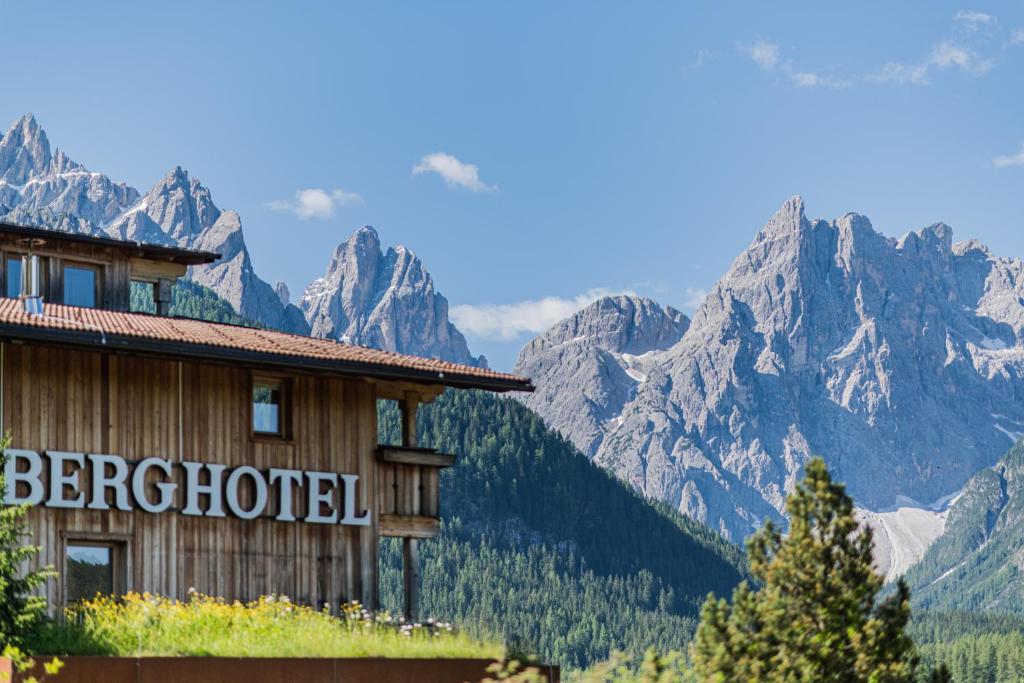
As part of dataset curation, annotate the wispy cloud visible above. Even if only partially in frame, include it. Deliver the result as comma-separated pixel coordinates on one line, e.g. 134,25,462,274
993,143,1024,168
744,11,1006,89
1008,28,1024,46
740,40,780,71
451,288,631,340
867,39,993,84
413,152,496,192
930,39,993,73
737,40,848,88
681,287,708,312
680,48,712,74
954,10,997,31
265,188,363,220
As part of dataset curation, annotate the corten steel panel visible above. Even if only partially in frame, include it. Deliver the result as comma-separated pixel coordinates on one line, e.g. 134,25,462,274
5,657,561,683
138,657,336,683
10,656,139,683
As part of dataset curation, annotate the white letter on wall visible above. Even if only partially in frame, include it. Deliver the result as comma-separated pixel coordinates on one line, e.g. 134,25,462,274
269,468,303,522
339,474,371,526
182,462,226,517
225,466,268,520
47,451,86,509
132,457,177,513
87,454,131,511
2,449,45,505
305,471,339,524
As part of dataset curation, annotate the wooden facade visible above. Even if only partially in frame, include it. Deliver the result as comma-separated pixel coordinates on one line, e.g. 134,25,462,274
0,221,531,616
1,342,420,609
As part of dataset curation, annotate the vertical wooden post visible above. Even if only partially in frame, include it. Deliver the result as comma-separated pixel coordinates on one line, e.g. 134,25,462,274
401,391,420,621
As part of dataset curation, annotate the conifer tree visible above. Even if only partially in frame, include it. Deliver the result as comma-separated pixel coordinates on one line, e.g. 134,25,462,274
0,436,51,649
689,458,919,682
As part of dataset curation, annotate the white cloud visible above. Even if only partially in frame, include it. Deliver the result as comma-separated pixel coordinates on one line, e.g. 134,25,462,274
451,288,631,340
954,10,997,30
1007,28,1024,46
789,71,848,88
740,40,780,70
738,40,847,88
413,152,496,192
868,39,992,85
867,61,931,85
993,144,1024,167
266,188,363,220
929,40,993,73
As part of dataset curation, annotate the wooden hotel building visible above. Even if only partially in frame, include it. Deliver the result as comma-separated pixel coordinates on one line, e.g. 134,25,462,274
0,222,532,615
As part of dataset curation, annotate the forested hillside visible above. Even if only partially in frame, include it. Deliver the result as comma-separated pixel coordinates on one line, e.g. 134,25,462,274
130,280,256,326
377,390,746,668
912,612,1024,682
903,439,1024,613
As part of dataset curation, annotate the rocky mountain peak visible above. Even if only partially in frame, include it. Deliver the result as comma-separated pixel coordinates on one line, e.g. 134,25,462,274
0,113,53,184
274,281,291,306
520,197,1024,541
142,167,222,244
301,226,482,366
513,294,691,459
524,294,689,359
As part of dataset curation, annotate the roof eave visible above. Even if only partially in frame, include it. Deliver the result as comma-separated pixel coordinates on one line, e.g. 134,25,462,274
0,323,535,394
0,222,221,266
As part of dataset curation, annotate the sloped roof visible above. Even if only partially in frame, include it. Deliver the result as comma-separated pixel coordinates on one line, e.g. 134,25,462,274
0,299,532,393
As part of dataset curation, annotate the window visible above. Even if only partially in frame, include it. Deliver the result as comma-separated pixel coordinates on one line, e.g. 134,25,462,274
65,542,120,603
63,264,98,308
5,257,21,299
253,379,284,435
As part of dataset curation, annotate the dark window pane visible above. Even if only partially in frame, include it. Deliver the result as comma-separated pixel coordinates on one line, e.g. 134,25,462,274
66,544,113,603
6,258,21,299
253,383,281,434
64,265,97,308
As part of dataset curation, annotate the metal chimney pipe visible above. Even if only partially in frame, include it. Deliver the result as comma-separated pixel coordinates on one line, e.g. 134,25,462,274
21,254,43,316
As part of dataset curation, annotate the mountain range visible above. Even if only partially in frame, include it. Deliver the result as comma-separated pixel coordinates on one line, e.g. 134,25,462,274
7,112,1024,605
516,197,1024,549
0,113,477,364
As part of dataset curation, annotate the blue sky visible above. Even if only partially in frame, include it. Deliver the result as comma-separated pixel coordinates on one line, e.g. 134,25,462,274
2,1,1023,368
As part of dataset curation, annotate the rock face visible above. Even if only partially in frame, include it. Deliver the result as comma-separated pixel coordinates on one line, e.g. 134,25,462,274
519,197,1024,541
300,226,483,366
514,295,689,458
0,114,138,226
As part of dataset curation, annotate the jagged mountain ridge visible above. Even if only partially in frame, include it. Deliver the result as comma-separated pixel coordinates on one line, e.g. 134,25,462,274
301,226,482,366
514,295,689,457
0,113,477,362
518,197,1024,541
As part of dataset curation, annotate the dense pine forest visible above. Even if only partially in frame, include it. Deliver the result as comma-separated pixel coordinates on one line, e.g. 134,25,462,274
377,390,746,668
912,612,1024,682
130,280,255,326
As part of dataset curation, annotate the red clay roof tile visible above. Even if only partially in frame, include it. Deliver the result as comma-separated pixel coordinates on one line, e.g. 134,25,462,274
0,299,532,392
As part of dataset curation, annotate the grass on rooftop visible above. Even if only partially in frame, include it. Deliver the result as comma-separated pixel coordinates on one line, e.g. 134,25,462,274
32,592,503,660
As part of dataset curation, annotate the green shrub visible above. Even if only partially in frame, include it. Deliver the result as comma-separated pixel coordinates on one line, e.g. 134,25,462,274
0,437,53,651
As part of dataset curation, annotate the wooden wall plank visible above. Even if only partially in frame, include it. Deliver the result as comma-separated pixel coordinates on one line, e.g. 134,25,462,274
3,345,383,610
